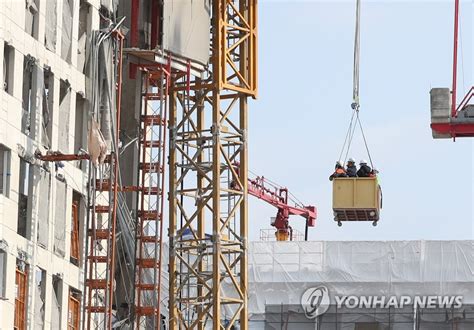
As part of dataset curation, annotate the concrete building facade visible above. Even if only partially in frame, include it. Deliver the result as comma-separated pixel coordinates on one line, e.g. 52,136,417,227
0,1,104,328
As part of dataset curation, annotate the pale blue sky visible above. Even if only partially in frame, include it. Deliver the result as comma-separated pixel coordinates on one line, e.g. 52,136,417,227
247,0,473,241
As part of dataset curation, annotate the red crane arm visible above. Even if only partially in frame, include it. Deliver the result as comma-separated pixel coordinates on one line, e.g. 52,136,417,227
245,175,317,239
231,164,317,240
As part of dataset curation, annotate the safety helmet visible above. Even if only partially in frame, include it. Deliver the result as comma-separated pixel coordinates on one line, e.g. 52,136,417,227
336,161,343,167
359,159,368,165
347,157,355,163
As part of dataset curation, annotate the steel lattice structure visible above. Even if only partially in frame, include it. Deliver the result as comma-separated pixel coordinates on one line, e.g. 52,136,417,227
124,50,207,329
168,1,257,329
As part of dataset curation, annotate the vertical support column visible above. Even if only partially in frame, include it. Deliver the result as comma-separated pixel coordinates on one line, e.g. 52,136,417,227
211,2,224,325
196,88,206,330
239,1,251,324
239,96,248,329
211,90,222,330
168,88,178,330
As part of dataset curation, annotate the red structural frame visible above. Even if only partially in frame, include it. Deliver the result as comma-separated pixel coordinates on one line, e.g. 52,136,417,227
430,122,474,139
431,0,474,139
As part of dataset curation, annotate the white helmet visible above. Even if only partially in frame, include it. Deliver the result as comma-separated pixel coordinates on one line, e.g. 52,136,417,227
348,157,355,163
359,159,368,165
336,161,343,167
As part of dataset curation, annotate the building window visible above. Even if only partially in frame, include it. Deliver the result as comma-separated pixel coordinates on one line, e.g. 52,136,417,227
3,44,15,95
36,168,51,248
77,1,91,73
34,267,46,328
70,199,79,265
22,55,37,137
0,248,6,298
68,288,81,330
54,180,67,257
42,67,54,149
58,79,71,153
14,259,29,330
74,93,85,168
61,0,74,63
51,275,62,329
0,145,11,197
25,0,40,39
18,158,32,238
44,0,57,51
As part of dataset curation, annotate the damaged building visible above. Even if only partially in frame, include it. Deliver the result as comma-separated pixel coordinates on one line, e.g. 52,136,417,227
0,0,215,328
0,0,111,328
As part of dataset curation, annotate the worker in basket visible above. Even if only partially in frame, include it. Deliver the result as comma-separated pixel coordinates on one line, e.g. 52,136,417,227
370,167,379,177
329,161,347,181
357,159,372,177
346,157,357,177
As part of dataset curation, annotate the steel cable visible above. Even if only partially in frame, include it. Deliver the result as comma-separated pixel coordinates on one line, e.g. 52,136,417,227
338,109,357,163
338,0,375,169
356,113,374,169
352,0,361,109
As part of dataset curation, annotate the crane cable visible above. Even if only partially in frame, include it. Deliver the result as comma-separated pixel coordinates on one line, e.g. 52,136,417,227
352,0,361,111
338,0,375,170
338,108,357,163
356,113,374,169
248,168,306,208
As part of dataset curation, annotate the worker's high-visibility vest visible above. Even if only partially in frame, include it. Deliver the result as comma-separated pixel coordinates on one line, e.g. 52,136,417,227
336,168,346,175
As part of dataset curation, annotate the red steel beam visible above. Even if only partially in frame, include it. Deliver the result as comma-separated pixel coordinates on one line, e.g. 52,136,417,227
431,122,474,138
36,154,90,161
246,178,317,226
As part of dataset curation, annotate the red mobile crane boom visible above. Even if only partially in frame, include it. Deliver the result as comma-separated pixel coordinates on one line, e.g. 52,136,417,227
232,169,317,241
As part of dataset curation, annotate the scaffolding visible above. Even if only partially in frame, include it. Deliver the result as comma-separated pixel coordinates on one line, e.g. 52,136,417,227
133,65,170,328
168,0,257,328
124,45,207,329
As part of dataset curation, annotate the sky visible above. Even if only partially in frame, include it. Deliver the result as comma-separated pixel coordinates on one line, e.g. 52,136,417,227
246,0,473,241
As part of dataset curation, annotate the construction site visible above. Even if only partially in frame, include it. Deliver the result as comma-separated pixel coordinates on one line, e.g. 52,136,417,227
0,0,472,329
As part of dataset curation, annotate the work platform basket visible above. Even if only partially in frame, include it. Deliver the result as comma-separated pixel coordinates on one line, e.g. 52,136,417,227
332,177,382,226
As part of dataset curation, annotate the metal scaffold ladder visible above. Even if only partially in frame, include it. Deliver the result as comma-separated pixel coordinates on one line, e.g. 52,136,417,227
86,155,119,328
133,67,170,328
